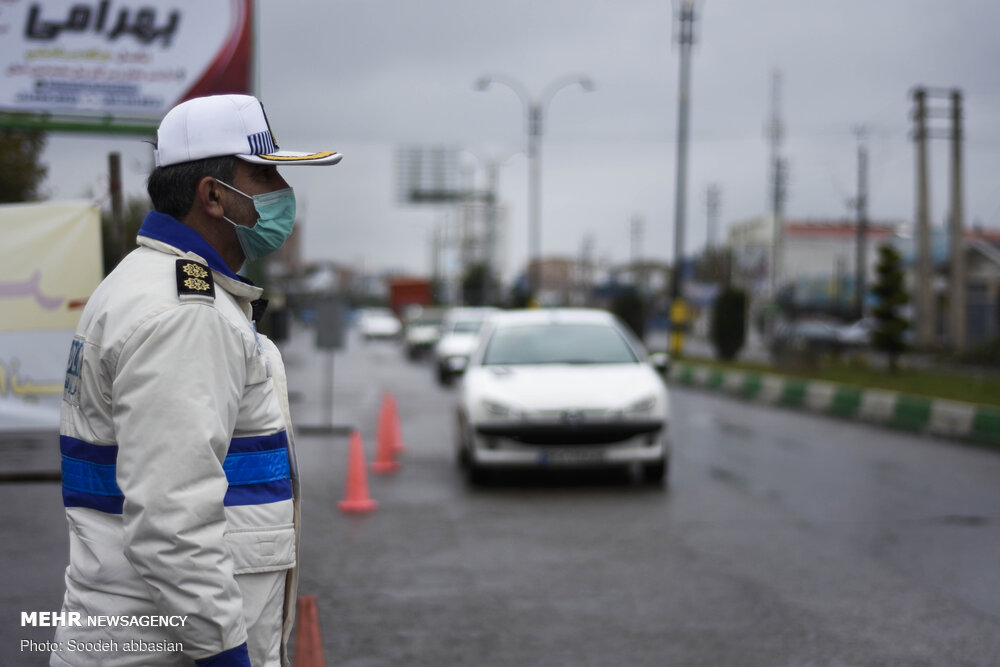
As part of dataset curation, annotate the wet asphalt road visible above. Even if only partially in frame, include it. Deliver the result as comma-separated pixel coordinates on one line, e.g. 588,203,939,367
4,323,1000,665
288,328,1000,666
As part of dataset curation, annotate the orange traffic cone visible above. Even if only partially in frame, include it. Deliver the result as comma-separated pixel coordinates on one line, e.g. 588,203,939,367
293,595,326,667
338,431,377,513
371,401,400,474
380,392,406,454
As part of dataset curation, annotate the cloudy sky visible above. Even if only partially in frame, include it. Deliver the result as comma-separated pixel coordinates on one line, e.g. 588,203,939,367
40,0,1000,281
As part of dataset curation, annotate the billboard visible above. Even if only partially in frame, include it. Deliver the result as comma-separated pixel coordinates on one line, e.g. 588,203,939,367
395,146,464,204
0,0,252,125
0,200,102,431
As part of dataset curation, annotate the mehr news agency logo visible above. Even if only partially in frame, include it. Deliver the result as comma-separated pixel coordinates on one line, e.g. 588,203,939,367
20,612,186,654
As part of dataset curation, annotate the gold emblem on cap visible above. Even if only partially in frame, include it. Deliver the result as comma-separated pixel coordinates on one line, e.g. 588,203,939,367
182,263,209,279
183,277,211,292
258,151,337,162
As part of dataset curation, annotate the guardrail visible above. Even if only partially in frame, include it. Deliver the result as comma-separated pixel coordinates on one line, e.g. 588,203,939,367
670,362,1000,448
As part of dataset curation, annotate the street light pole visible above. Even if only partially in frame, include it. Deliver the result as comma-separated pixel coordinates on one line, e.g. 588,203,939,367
475,74,594,301
528,102,542,301
669,0,698,355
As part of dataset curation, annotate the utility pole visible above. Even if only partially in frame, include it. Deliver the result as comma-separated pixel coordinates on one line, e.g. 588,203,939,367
581,234,595,306
853,127,869,320
431,225,441,285
630,214,643,267
630,214,644,291
669,0,698,356
912,88,934,348
483,160,500,306
456,164,476,306
910,87,970,349
949,89,966,350
835,256,847,307
706,184,722,284
706,184,721,251
766,70,786,299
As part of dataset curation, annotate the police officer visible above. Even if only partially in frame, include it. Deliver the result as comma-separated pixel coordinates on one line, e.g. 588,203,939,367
53,95,341,667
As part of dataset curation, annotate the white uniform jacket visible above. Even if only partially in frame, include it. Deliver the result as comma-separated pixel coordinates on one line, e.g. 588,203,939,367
53,212,300,667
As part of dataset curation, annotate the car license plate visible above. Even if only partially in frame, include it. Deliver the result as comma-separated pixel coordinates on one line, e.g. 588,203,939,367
539,449,606,465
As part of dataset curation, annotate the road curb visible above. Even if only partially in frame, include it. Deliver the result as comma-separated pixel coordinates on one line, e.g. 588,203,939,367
670,362,1000,449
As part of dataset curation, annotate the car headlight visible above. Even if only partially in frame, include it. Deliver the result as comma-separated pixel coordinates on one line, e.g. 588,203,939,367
482,399,519,419
625,395,657,416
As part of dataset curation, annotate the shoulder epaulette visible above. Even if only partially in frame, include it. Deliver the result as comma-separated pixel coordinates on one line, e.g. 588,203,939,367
176,259,215,302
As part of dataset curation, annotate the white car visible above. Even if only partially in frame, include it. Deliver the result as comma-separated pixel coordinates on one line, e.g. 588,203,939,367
835,317,875,348
356,308,402,341
403,306,446,360
455,309,670,484
433,307,499,385
835,316,915,349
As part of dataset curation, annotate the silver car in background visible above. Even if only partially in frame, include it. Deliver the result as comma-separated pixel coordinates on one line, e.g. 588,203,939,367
403,306,446,360
433,307,499,385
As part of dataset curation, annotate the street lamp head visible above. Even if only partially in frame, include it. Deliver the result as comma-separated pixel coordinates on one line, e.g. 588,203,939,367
578,77,596,92
474,76,493,91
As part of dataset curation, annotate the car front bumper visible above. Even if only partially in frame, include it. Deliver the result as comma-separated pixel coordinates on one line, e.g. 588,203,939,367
468,421,668,468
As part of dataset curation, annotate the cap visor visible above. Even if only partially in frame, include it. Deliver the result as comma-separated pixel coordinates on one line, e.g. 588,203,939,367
239,150,342,166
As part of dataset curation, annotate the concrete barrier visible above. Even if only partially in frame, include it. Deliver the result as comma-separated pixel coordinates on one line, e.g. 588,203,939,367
671,361,1000,448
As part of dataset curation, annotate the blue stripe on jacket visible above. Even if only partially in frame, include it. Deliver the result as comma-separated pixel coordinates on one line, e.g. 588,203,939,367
61,433,293,514
195,642,251,667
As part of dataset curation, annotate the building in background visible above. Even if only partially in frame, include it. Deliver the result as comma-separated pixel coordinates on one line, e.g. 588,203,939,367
725,216,1000,346
727,216,899,297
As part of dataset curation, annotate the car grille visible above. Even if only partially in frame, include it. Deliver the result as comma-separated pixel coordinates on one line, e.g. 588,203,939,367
475,421,662,446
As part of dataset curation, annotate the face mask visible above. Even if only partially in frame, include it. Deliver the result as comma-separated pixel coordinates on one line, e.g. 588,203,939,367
217,180,297,261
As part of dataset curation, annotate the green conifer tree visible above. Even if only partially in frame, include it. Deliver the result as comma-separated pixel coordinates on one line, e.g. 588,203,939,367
871,244,910,372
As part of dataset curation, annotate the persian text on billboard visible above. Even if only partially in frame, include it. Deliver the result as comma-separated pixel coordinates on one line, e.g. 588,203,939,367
0,0,251,120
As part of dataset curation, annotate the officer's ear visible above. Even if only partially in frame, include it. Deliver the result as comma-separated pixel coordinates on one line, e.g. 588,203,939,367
196,177,226,219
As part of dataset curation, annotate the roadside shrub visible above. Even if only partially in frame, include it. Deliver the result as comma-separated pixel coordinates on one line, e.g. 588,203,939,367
711,287,747,361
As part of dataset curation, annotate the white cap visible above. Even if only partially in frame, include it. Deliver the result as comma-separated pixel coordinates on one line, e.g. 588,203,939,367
154,94,342,167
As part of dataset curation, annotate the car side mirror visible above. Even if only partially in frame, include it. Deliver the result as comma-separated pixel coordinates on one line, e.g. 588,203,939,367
649,352,670,377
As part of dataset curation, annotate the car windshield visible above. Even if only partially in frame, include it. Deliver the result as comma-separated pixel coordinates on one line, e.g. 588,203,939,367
452,321,484,334
482,323,638,365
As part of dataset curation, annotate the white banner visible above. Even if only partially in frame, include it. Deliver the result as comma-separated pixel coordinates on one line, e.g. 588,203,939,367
0,201,102,431
0,0,252,121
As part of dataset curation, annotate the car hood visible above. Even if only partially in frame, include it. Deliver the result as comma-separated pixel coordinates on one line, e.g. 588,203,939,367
466,364,667,414
436,333,480,357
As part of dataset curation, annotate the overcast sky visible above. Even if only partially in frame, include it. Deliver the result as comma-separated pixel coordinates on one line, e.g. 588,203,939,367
40,0,1000,280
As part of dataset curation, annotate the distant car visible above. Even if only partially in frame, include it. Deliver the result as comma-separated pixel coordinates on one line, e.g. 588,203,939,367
836,317,875,348
455,308,670,485
433,307,499,385
356,308,402,341
770,319,841,357
403,306,446,360
836,317,915,348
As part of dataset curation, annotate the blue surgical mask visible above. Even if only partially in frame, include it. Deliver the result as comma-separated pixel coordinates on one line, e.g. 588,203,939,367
218,180,297,261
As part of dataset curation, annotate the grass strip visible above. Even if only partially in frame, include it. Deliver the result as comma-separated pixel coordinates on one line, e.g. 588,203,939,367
678,356,1000,408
